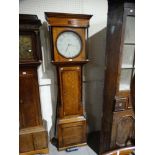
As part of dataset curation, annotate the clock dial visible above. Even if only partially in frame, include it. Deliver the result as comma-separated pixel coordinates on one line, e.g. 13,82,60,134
56,31,82,58
19,35,33,60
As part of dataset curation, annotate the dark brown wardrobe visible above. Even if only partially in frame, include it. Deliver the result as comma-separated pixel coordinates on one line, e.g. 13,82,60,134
100,0,135,153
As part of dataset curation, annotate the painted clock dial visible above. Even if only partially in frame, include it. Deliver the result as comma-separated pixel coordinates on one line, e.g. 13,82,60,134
56,31,82,58
19,35,33,60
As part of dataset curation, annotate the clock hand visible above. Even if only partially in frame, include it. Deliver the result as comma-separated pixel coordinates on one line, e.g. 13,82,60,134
65,44,69,53
65,43,72,53
69,44,77,48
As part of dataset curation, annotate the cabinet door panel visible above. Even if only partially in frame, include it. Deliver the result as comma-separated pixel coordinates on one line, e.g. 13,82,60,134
121,45,135,68
116,116,134,146
59,66,82,117
124,16,135,44
62,125,83,145
19,69,42,128
33,131,48,150
111,110,134,148
119,69,133,91
19,133,34,153
58,121,86,148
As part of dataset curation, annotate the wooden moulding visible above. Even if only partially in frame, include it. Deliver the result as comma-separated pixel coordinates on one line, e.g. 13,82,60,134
19,121,48,154
19,61,42,67
58,143,87,151
45,12,92,28
19,14,41,32
20,148,48,155
19,14,41,26
51,59,90,66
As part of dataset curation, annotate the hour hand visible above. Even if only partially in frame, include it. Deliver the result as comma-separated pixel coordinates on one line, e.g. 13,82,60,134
65,43,72,52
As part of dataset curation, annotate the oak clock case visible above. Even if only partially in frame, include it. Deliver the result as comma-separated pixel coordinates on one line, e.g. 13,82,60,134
45,12,92,150
100,1,135,154
19,14,48,154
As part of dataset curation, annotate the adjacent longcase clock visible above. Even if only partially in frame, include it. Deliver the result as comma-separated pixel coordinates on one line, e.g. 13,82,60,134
19,14,48,154
45,12,92,150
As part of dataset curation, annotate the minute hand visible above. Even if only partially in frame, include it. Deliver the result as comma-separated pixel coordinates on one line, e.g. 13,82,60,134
65,44,70,53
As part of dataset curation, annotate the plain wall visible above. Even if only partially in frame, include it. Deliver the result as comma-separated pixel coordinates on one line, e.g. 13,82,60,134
19,0,108,136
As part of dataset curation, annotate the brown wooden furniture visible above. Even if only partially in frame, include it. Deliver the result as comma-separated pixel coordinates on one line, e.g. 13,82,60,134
100,1,135,153
19,14,48,154
103,146,135,155
45,12,92,150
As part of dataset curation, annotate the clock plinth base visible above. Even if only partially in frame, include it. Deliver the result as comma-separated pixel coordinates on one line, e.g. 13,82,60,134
19,121,48,154
57,116,87,150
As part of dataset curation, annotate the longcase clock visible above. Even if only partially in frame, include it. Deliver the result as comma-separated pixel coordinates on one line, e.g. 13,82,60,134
19,14,48,154
45,12,92,150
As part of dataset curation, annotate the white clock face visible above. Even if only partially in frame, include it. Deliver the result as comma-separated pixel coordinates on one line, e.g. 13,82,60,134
56,31,82,58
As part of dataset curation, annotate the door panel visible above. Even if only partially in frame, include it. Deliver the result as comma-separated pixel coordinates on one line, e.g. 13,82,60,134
19,68,42,128
116,116,134,146
58,120,86,148
19,133,34,153
59,66,82,117
111,110,134,148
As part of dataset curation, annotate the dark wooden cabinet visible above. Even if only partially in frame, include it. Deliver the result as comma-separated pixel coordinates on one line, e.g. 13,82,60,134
19,14,48,154
100,1,135,153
